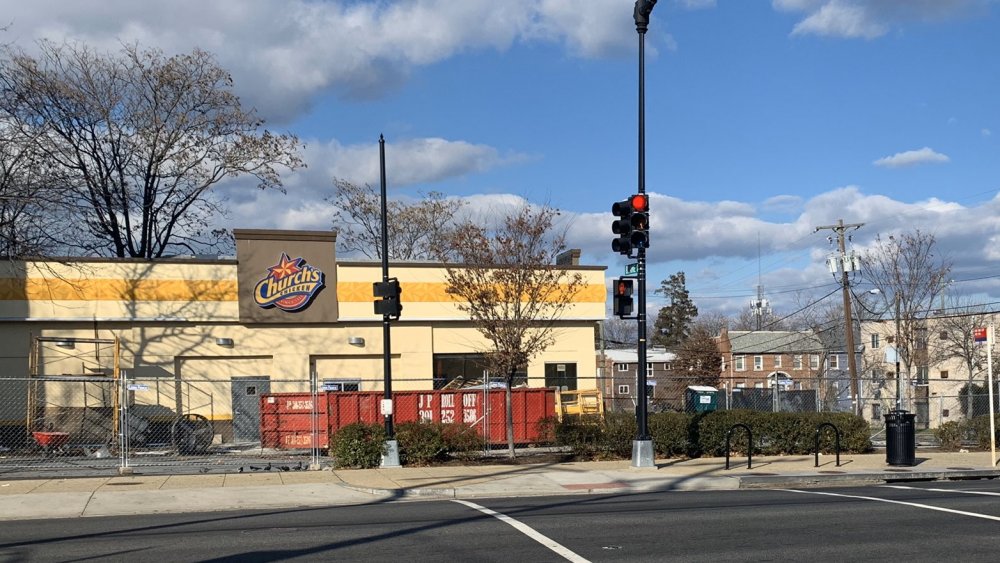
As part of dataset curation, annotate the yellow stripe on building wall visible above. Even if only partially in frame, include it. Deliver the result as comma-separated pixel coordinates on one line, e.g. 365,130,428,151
336,282,606,303
0,278,239,302
0,278,605,304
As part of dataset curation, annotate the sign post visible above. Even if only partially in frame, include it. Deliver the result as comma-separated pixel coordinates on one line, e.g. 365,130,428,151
986,324,996,467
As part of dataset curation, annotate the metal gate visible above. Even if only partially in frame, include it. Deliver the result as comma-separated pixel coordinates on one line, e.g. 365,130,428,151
231,376,271,443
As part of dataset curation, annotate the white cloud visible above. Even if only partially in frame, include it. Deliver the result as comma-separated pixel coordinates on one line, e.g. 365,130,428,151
791,2,887,38
763,195,805,213
673,0,718,9
314,137,528,187
567,184,1000,306
873,147,950,168
1,0,651,122
774,0,995,39
984,128,993,137
215,135,526,231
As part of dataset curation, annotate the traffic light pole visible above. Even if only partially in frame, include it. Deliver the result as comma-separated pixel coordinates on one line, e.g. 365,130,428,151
378,134,400,468
631,0,655,468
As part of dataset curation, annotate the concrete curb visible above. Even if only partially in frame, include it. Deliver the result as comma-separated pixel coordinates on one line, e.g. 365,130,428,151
736,469,1000,489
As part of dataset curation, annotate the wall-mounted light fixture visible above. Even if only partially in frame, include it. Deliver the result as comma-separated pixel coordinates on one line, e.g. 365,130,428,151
215,337,235,348
348,336,365,347
55,339,75,349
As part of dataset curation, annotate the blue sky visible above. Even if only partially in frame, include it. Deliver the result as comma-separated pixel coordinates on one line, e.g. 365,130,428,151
3,0,999,318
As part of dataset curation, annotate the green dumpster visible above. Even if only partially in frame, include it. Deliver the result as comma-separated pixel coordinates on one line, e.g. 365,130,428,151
685,385,719,413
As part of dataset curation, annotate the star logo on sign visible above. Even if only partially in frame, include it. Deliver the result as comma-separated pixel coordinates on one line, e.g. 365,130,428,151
267,253,302,280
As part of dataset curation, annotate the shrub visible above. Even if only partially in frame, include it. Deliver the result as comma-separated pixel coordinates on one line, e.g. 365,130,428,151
934,420,968,451
553,416,604,458
695,410,871,457
598,413,637,459
696,410,761,456
971,416,1000,449
396,422,448,465
440,423,486,461
550,409,872,461
648,412,692,458
330,423,386,469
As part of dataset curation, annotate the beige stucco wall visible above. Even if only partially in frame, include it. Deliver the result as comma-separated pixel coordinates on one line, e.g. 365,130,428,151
860,319,993,427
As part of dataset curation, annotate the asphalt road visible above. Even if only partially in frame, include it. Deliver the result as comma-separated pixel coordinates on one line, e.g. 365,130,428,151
2,480,1000,562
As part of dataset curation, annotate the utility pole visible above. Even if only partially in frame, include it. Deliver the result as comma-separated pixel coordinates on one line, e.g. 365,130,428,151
815,219,864,417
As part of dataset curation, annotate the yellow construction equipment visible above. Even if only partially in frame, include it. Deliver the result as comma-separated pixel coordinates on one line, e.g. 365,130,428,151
554,389,604,422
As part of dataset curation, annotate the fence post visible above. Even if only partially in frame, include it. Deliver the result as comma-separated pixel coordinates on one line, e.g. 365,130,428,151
118,370,132,475
725,423,753,470
310,372,321,470
814,422,841,467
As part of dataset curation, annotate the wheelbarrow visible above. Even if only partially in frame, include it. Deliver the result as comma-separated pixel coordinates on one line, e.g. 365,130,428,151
32,431,70,455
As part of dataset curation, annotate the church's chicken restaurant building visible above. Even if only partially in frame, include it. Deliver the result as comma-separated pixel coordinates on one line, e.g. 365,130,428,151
0,229,605,446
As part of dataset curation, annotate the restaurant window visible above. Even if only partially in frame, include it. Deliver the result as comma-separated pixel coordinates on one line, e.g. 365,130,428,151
545,363,577,391
433,354,525,389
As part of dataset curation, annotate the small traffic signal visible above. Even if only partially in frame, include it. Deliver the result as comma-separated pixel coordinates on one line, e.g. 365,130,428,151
373,278,402,318
613,277,634,318
629,193,649,250
611,199,633,255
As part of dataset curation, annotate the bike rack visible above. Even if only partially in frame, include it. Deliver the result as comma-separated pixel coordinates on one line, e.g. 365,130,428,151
814,422,841,467
725,423,752,470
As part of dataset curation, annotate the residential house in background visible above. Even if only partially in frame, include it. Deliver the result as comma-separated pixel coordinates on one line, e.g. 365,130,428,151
716,328,825,390
859,317,994,429
599,348,677,412
716,328,836,412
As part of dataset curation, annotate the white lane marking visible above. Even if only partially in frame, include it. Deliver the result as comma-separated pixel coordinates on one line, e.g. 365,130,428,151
783,489,1000,522
883,485,1000,497
452,499,591,563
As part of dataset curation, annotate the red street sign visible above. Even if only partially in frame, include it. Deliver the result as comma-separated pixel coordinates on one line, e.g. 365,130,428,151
974,327,987,342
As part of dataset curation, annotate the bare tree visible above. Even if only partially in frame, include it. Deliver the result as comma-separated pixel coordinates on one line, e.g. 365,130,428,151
932,299,990,419
327,179,466,260
0,41,303,258
692,311,730,338
438,203,585,458
671,326,722,387
601,317,640,349
0,122,73,256
861,231,952,404
732,306,786,331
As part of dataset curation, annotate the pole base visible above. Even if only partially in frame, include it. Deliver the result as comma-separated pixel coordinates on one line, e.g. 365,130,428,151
381,439,401,468
631,439,655,468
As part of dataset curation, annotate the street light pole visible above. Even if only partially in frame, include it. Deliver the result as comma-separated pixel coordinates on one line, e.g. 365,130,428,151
378,135,400,468
631,0,656,469
894,293,902,412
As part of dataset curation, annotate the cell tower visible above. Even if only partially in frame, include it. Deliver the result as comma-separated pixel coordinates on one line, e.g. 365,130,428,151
750,234,770,330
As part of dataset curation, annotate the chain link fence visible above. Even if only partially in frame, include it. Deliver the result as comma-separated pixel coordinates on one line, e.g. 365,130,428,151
6,369,1000,476
0,374,558,476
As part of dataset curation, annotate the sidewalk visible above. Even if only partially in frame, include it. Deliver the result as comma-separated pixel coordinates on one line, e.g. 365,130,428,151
1,451,998,521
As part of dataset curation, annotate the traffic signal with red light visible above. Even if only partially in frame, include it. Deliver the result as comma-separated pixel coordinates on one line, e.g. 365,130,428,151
613,277,634,318
373,278,402,318
629,193,649,250
612,194,650,255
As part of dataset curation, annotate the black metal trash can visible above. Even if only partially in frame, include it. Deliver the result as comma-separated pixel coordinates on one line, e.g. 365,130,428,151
884,409,916,466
